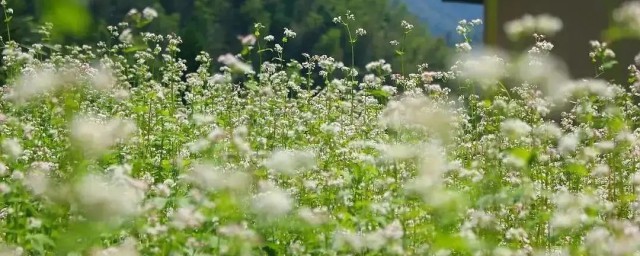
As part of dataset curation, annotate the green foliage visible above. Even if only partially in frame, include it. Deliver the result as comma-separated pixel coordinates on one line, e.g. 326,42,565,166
0,0,450,73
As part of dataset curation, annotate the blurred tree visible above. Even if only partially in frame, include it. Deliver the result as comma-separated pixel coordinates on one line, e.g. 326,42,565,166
0,0,450,73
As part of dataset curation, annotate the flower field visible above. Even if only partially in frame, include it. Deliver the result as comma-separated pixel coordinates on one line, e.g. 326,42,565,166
2,2,640,256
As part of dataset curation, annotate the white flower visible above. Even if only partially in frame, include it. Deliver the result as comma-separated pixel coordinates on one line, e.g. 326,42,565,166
355,28,367,36
119,29,133,44
379,95,456,138
263,149,316,175
504,14,562,40
455,42,472,52
27,217,41,229
170,205,205,230
613,1,640,36
383,220,404,240
558,133,579,155
0,182,10,195
401,20,414,30
91,66,116,91
91,237,138,256
297,207,327,226
75,173,145,221
142,7,158,20
284,28,297,38
457,50,507,88
252,182,293,218
218,53,253,74
590,164,610,177
5,68,59,104
1,138,22,159
633,172,640,185
183,163,249,192
534,122,563,140
500,119,532,139
237,34,257,46
23,170,49,196
70,115,137,157
333,230,365,252
0,162,7,177
127,8,138,17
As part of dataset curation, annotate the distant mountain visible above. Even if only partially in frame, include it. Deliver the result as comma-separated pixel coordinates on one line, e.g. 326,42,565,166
401,0,484,45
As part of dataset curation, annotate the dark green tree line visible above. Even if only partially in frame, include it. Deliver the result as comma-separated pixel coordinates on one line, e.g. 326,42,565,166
0,0,450,73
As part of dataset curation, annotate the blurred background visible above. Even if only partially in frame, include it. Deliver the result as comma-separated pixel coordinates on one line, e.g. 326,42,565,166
0,0,483,74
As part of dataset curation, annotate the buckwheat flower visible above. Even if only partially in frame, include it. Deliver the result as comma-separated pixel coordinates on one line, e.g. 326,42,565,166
10,171,23,181
284,28,297,38
207,127,226,142
457,51,507,88
1,138,22,159
184,163,249,192
613,1,640,36
0,183,10,195
5,68,58,104
91,237,138,256
383,220,404,240
379,95,456,139
23,170,49,196
594,140,615,152
70,115,137,157
389,40,399,46
333,230,365,252
237,34,256,46
0,163,6,177
127,8,138,17
355,28,366,36
218,53,253,74
401,20,414,30
170,205,205,230
505,14,562,40
142,7,158,20
252,181,293,218
500,119,532,139
263,149,316,175
75,173,144,221
516,54,571,98
365,231,387,251
119,29,133,43
536,14,563,35
297,207,327,226
264,35,274,42
186,139,210,153
534,122,563,140
374,143,422,162
218,223,260,243
456,42,472,52
558,133,579,155
274,43,283,53
590,164,610,177
26,217,41,229
91,66,116,91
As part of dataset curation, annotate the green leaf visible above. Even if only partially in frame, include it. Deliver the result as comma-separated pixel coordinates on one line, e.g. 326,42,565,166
566,163,588,177
367,89,390,98
509,147,535,166
41,0,92,38
601,60,618,70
